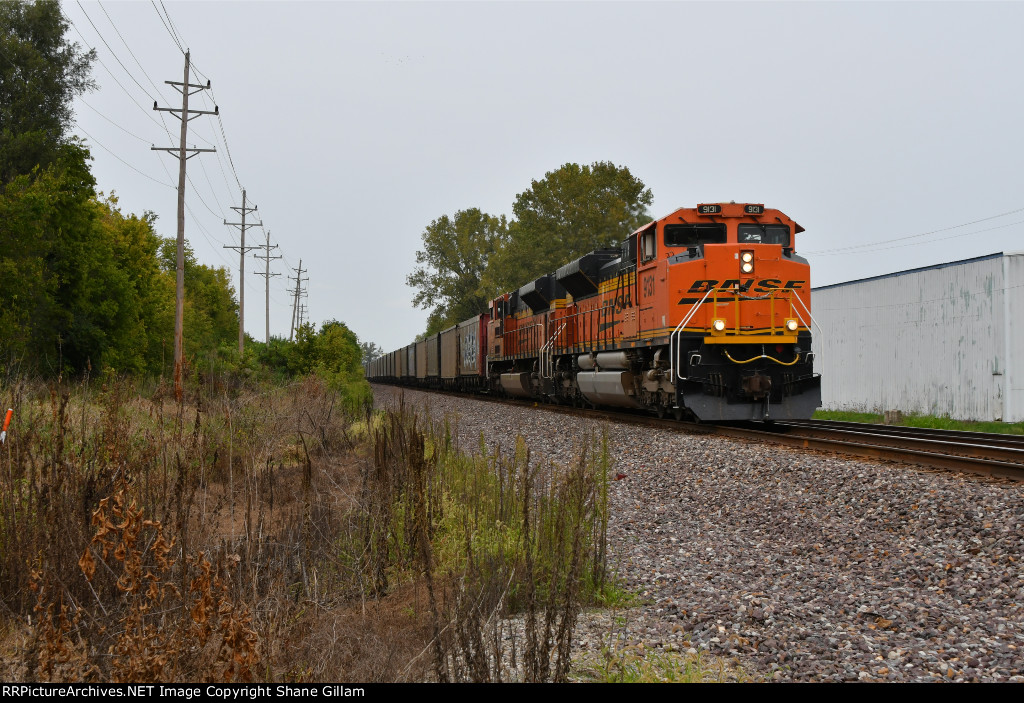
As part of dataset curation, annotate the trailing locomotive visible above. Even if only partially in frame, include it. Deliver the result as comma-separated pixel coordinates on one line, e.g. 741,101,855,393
368,203,821,421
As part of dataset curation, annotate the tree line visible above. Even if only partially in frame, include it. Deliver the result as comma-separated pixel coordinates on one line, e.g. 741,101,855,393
1,1,367,404
406,161,654,337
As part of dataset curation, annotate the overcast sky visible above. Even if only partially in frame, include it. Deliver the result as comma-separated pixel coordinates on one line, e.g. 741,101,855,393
64,0,1024,352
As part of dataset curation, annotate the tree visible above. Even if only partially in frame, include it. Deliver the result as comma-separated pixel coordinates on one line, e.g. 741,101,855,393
158,239,239,365
488,161,653,292
406,208,508,334
0,0,96,183
360,341,383,365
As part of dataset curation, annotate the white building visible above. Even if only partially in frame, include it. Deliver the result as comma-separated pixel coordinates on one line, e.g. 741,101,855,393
811,252,1024,422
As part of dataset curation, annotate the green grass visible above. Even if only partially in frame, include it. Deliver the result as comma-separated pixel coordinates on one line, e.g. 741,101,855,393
592,580,642,609
813,410,1024,435
575,644,752,683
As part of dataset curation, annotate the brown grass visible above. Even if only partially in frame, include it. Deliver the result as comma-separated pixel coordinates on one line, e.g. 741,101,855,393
0,375,610,682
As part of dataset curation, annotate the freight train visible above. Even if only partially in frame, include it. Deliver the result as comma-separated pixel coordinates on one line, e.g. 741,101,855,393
368,203,821,421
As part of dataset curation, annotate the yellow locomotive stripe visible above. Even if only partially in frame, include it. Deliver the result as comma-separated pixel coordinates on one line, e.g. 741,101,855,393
597,272,636,294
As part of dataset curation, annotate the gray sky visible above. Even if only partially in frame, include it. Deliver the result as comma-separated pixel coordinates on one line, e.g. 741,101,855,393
65,1,1024,352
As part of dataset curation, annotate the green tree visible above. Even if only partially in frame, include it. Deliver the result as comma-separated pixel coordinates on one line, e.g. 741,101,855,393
98,202,175,374
360,341,383,365
488,161,653,292
0,144,102,372
0,148,175,375
158,239,239,364
406,208,508,333
0,0,96,183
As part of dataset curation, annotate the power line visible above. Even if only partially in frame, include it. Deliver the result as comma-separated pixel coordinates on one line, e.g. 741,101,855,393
197,154,227,214
63,10,172,136
95,0,167,99
184,204,234,266
150,0,184,53
812,219,1024,257
75,97,150,143
74,3,215,149
151,2,246,199
806,206,1024,255
74,121,175,188
75,1,157,102
160,0,190,52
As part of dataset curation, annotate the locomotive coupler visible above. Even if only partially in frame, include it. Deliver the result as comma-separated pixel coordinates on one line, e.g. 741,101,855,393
741,373,772,400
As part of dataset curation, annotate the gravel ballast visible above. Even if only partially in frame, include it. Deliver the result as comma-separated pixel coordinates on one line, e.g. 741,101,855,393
374,385,1024,682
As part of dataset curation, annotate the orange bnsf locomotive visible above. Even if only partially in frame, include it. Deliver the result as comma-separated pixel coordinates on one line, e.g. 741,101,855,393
369,203,821,421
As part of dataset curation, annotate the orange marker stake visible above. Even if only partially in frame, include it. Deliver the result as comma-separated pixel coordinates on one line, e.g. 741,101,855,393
1,408,11,444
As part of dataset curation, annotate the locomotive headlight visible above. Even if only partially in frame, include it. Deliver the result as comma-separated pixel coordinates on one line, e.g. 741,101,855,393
741,262,754,274
785,318,799,332
712,319,726,332
740,251,754,274
741,251,754,263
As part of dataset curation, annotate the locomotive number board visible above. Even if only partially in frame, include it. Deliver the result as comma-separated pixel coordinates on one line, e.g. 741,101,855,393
697,204,721,214
744,204,764,215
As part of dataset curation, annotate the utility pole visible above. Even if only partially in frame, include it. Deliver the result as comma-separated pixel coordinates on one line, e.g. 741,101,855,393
253,229,281,344
287,260,307,342
223,190,261,356
152,50,217,401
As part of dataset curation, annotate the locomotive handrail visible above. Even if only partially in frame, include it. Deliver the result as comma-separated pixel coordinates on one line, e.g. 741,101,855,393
669,287,816,382
540,321,568,380
669,288,717,381
789,293,823,352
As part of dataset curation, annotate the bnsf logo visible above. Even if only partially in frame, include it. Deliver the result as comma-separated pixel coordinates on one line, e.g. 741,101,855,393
685,279,805,294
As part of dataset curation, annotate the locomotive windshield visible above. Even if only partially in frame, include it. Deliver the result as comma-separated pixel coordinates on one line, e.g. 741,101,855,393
664,223,727,247
738,224,791,246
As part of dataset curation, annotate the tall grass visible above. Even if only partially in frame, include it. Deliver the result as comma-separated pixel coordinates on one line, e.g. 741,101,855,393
0,376,610,682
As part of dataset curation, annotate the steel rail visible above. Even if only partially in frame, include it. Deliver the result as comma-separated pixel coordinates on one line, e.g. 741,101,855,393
374,383,1024,482
784,419,1024,448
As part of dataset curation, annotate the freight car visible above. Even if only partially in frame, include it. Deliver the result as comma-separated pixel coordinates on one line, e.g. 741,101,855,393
369,203,821,421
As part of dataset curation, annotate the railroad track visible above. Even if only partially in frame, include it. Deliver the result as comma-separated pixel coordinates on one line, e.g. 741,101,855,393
538,406,1024,480
376,384,1024,481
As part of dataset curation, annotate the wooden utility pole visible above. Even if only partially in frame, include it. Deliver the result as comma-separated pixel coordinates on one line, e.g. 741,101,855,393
253,229,281,343
223,190,261,355
287,260,307,341
152,50,217,401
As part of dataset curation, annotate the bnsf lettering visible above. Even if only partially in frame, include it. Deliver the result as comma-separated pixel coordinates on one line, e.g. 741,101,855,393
613,292,632,313
687,279,718,294
686,278,803,295
720,279,754,292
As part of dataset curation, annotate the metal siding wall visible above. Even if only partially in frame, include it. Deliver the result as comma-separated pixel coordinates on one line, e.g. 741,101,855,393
813,256,1007,420
1004,254,1024,421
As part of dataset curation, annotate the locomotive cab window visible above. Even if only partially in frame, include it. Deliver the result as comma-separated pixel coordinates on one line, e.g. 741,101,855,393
663,223,727,248
640,228,656,262
737,224,791,247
